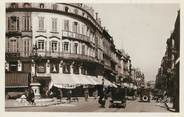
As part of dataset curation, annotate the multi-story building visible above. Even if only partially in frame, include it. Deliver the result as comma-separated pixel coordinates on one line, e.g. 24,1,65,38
5,3,124,98
155,10,179,112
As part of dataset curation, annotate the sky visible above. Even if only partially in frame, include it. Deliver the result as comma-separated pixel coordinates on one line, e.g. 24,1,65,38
90,3,179,82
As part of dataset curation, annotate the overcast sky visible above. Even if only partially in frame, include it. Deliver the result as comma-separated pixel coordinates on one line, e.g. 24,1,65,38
90,4,179,82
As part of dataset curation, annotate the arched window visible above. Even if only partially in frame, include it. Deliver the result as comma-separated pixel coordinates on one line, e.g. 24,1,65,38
40,3,44,8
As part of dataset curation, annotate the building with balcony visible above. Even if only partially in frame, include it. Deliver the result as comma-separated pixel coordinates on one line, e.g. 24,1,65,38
5,3,123,98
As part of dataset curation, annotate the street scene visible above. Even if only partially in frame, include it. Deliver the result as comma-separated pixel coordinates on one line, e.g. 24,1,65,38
5,3,180,113
6,97,169,112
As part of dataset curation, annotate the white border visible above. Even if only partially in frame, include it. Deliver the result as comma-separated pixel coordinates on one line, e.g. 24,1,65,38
0,0,183,117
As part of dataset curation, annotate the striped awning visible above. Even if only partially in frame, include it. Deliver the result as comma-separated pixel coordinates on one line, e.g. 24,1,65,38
5,72,29,88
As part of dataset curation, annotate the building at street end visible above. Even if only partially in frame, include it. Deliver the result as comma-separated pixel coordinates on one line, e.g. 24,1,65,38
5,3,127,98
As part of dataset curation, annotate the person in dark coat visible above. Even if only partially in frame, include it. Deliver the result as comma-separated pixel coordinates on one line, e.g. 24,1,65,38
67,89,72,103
98,86,109,108
26,87,35,105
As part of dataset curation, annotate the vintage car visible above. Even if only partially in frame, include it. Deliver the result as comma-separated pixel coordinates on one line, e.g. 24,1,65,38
140,88,151,102
109,87,127,108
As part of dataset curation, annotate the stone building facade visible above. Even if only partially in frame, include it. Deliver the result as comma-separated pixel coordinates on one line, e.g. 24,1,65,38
5,3,125,97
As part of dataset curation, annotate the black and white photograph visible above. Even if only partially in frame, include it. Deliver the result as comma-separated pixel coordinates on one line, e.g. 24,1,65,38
2,0,182,115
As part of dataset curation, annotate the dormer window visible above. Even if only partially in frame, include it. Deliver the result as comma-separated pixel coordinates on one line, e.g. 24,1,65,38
53,4,57,10
23,3,31,8
74,8,78,14
11,3,18,8
40,3,44,8
65,6,69,12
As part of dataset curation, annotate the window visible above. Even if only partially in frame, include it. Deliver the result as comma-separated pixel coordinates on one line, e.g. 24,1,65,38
63,42,69,52
73,65,79,74
23,40,30,56
52,18,57,32
9,39,17,52
73,43,78,54
8,16,19,31
22,16,30,31
50,63,59,73
37,63,46,73
81,67,86,75
81,25,85,35
74,8,78,14
51,41,57,52
63,64,70,74
9,62,18,72
64,20,69,31
40,3,44,8
65,6,69,12
38,17,44,31
38,40,44,50
82,45,85,55
72,22,78,33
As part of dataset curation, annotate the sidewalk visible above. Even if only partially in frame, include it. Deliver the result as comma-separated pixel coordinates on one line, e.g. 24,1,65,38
164,102,175,112
5,97,95,108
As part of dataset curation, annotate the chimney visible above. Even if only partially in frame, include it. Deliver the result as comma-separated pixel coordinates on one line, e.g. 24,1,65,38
98,18,101,25
95,12,98,20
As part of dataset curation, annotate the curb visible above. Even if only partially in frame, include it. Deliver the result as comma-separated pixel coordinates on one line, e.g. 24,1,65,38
164,102,175,112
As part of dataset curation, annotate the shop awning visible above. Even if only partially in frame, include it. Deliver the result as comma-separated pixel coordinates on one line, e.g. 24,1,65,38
97,76,117,88
50,74,79,89
86,76,100,85
5,72,29,88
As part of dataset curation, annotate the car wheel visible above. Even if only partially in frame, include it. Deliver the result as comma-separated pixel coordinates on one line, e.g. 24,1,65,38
142,95,149,102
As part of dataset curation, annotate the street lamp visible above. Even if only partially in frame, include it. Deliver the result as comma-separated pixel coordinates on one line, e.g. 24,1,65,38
32,44,38,83
30,44,41,98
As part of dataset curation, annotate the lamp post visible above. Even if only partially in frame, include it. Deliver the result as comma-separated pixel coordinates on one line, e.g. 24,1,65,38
33,44,38,83
30,44,41,99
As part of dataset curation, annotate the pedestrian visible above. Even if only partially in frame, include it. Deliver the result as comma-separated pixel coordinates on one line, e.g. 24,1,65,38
30,88,35,105
26,87,35,105
98,86,109,108
84,88,89,102
93,89,98,99
67,89,72,103
58,89,63,102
